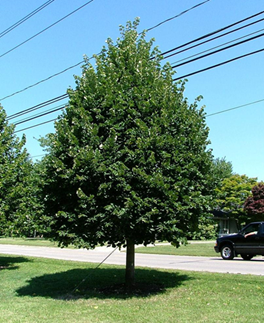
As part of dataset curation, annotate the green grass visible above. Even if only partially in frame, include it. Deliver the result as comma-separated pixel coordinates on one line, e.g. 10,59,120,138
135,242,216,257
0,254,264,323
0,238,216,257
0,237,58,247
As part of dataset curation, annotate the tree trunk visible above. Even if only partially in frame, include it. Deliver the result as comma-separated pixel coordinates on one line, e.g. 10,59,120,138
125,239,135,288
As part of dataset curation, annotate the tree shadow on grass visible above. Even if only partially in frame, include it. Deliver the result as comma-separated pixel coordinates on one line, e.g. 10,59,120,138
16,267,192,300
0,255,31,271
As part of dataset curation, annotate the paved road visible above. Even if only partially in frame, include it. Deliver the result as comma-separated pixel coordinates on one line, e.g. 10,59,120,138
1,244,264,275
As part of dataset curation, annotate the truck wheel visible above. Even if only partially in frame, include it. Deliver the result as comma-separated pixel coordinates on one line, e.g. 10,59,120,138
221,244,234,260
241,254,253,260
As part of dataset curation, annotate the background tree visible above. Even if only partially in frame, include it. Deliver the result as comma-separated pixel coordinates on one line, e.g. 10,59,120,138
215,174,258,225
41,20,215,287
244,183,264,221
190,157,234,240
17,161,47,237
0,105,35,236
212,157,233,182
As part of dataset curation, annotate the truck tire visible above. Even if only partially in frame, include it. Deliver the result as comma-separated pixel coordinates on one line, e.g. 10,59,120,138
221,244,234,260
241,254,254,260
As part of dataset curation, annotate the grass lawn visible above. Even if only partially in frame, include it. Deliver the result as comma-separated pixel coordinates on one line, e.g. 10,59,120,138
1,254,264,323
135,242,216,257
0,237,58,247
0,238,216,257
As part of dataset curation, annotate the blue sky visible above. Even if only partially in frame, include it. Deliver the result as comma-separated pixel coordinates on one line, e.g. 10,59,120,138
0,0,263,180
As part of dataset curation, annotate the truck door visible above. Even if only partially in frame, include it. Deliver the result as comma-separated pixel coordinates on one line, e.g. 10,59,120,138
235,223,261,255
256,223,264,256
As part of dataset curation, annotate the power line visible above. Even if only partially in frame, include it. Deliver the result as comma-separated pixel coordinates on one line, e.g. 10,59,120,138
164,16,264,61
4,8,264,129
14,118,58,134
0,0,55,39
173,47,264,81
10,35,263,123
30,154,46,159
207,99,264,117
0,0,95,60
146,0,211,32
171,28,264,66
13,103,66,126
7,36,264,125
7,93,68,120
0,61,83,102
161,10,264,58
171,31,264,69
15,96,264,161
12,49,264,133
14,97,264,135
0,0,213,102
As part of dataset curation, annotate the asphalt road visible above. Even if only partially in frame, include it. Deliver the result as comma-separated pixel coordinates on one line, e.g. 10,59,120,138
1,244,264,276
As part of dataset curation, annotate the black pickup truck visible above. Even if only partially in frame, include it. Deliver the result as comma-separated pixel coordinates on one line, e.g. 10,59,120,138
214,221,264,260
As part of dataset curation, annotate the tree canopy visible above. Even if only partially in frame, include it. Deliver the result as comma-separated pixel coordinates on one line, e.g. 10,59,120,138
215,174,258,224
41,20,215,285
0,105,35,236
212,157,233,182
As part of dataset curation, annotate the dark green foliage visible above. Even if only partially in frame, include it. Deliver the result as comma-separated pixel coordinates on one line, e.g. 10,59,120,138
190,216,218,240
0,106,39,236
41,20,215,249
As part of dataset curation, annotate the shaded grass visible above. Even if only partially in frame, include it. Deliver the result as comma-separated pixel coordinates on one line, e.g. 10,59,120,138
136,242,216,257
1,254,264,322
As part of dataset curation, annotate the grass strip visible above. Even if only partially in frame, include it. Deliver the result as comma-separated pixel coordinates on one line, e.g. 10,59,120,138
0,254,263,323
0,237,58,247
135,242,216,257
0,238,217,257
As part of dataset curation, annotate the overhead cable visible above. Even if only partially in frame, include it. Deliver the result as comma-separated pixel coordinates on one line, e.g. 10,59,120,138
0,0,95,59
0,0,212,101
207,99,264,117
171,32,264,69
0,61,83,102
173,47,264,81
161,10,264,58
13,104,66,125
14,97,264,135
164,16,264,60
4,8,264,129
8,33,264,122
171,28,264,65
0,0,55,39
7,93,68,120
14,118,57,134
6,37,264,122
30,154,46,159
146,0,211,32
11,45,264,131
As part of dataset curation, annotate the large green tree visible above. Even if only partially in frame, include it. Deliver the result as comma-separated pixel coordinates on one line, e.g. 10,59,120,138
215,174,258,224
0,105,35,236
41,20,215,286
